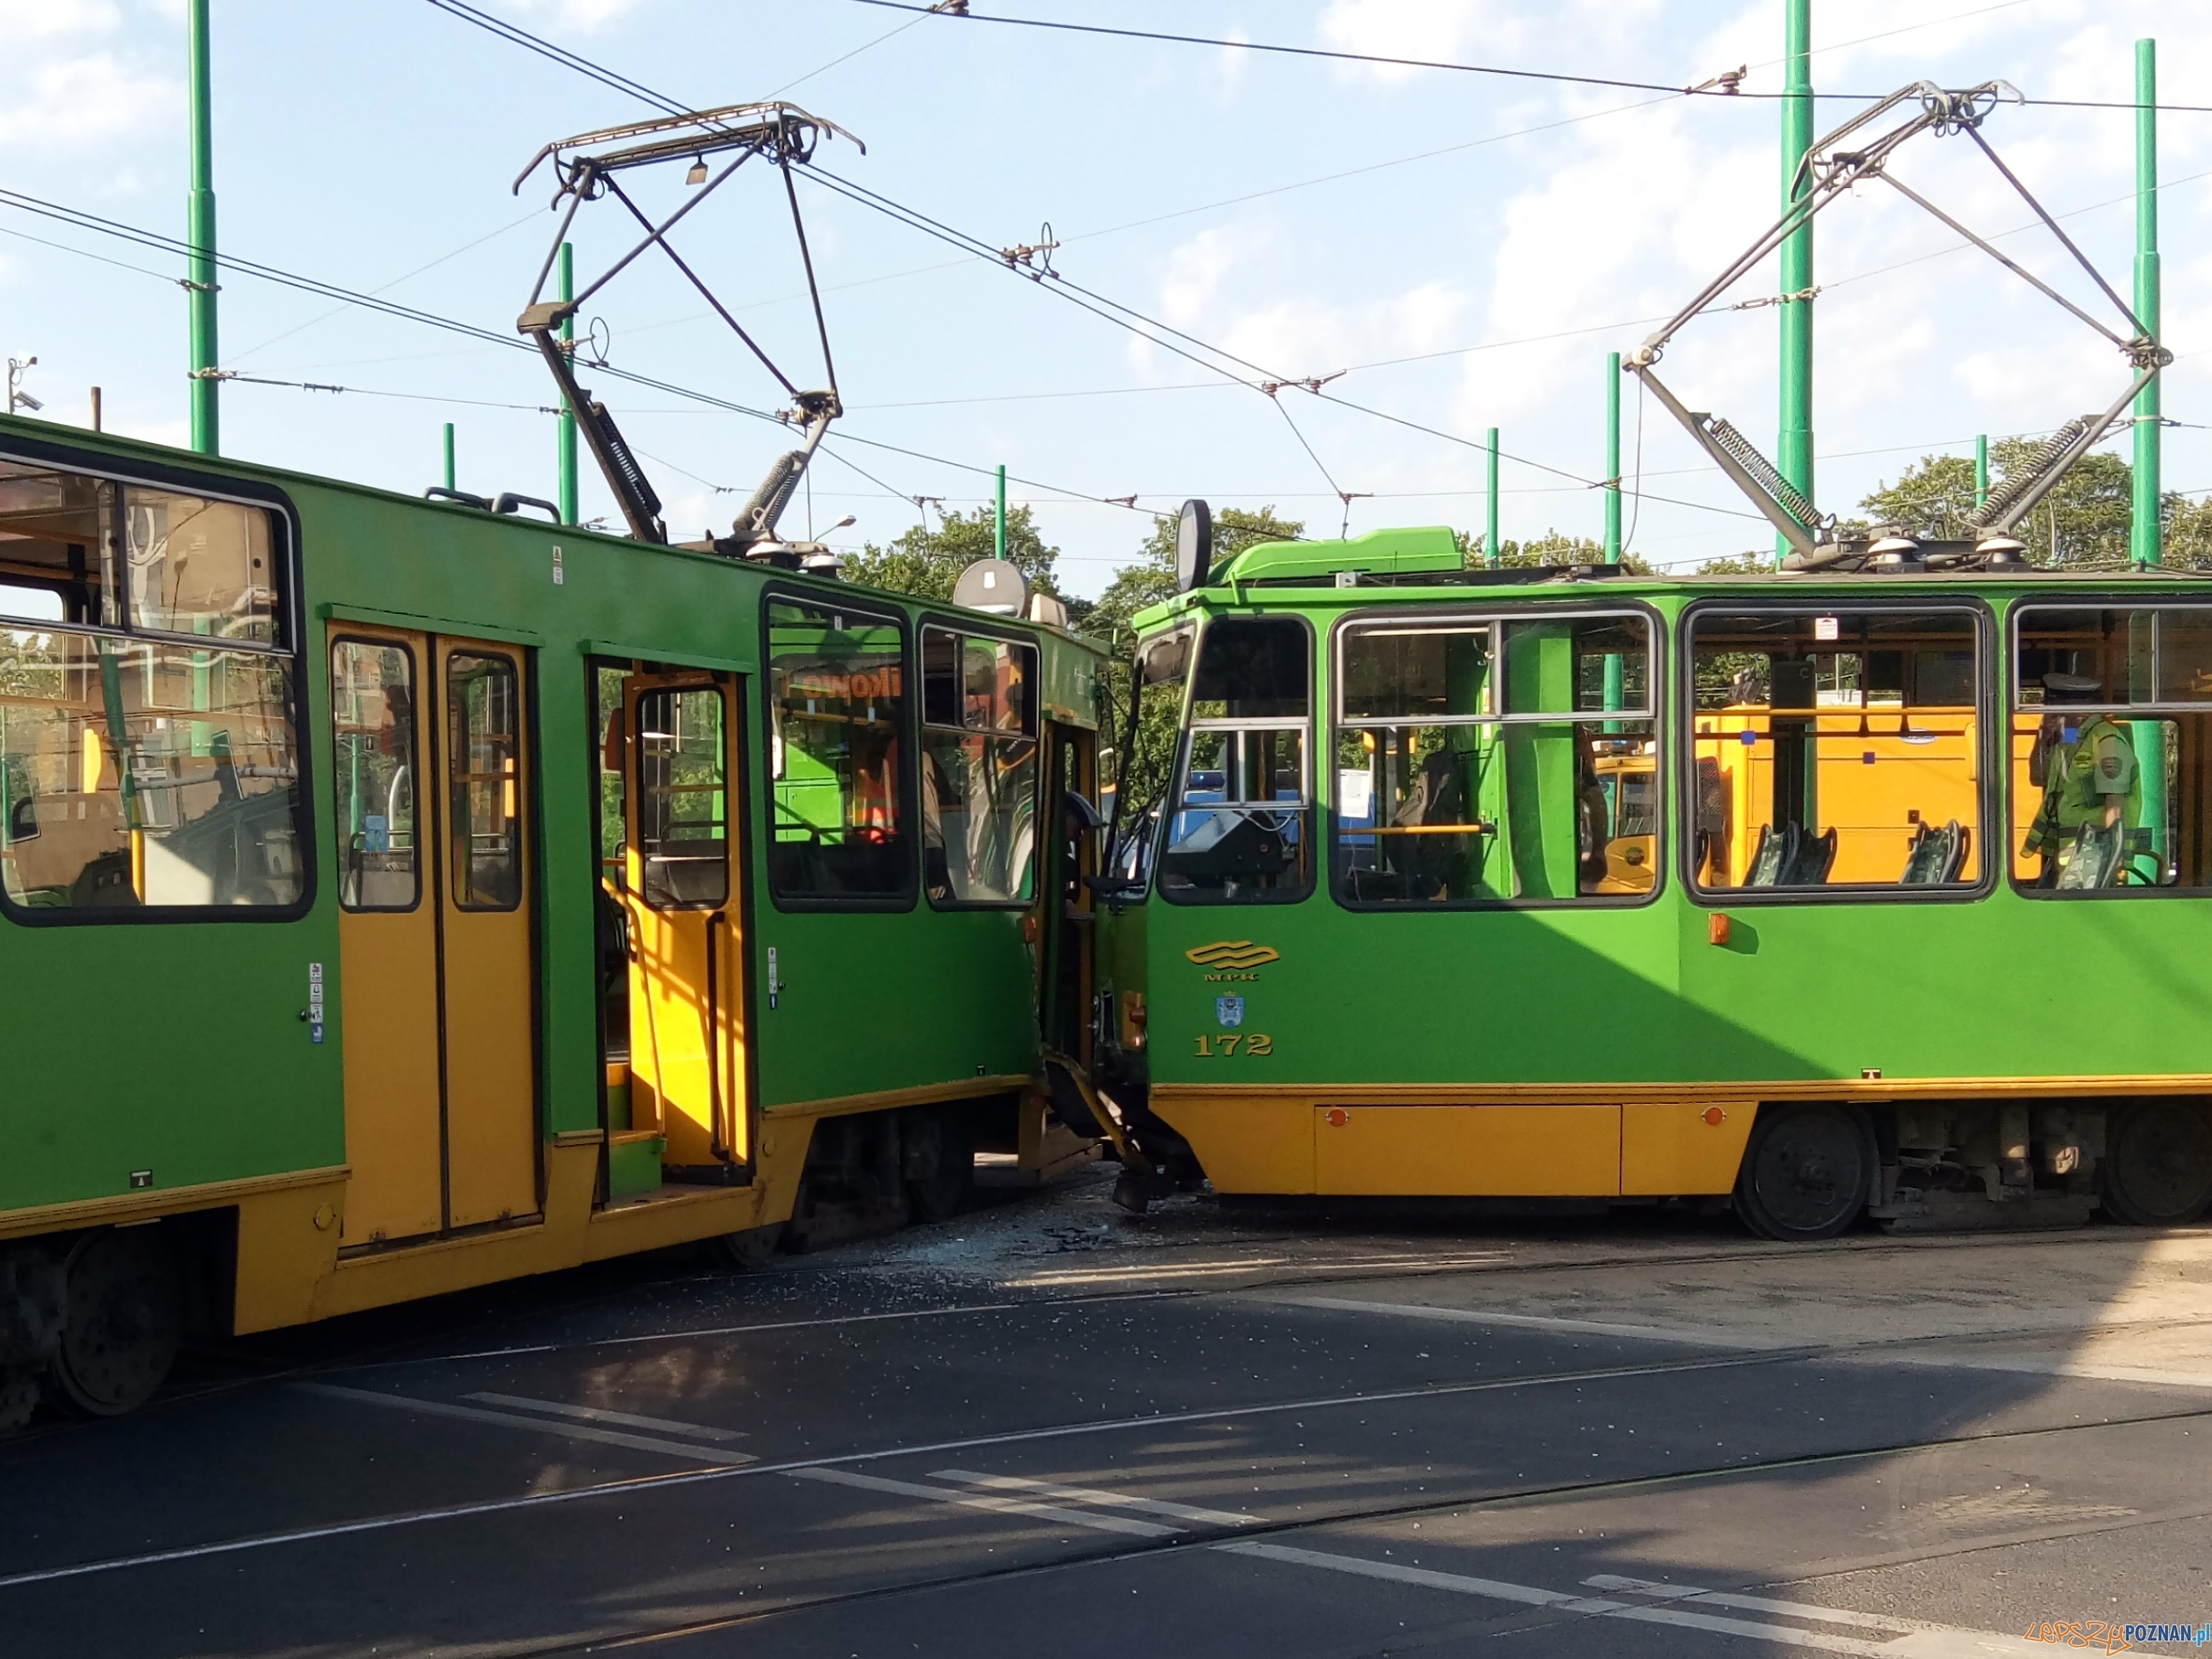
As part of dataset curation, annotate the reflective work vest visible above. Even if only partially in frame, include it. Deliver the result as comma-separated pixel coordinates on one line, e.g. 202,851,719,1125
2026,716,2139,855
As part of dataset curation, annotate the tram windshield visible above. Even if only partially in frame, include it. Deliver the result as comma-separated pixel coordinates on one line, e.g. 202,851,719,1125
2012,604,2212,892
1688,609,1981,892
1158,615,1311,903
765,598,912,903
1334,611,1655,905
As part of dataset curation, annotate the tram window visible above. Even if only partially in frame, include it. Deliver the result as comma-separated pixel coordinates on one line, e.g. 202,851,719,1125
123,490,279,645
921,625,1039,905
637,685,728,909
1687,609,1982,894
2012,605,2212,893
0,631,302,910
332,640,418,910
1158,616,1313,903
1334,613,1656,906
0,462,116,629
595,665,627,893
448,653,523,911
765,597,914,904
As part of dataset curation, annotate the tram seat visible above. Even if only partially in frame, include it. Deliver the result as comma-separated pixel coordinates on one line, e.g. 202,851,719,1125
2055,821,2123,890
1745,822,1796,888
643,843,729,904
1785,827,1836,886
1900,819,1969,885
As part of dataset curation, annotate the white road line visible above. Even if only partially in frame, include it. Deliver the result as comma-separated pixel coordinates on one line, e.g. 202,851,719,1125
790,1467,1176,1538
464,1392,746,1442
1259,1293,1792,1350
931,1469,1255,1527
296,1385,756,1465
0,1351,1785,1592
1218,1543,2026,1656
1587,1575,2030,1651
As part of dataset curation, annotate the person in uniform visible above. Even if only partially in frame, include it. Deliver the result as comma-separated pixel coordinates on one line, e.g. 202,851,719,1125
2024,671,2136,885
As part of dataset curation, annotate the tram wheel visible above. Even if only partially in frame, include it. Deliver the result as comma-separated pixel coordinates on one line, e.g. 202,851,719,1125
2101,1102,2212,1227
1733,1104,1873,1242
713,1224,786,1270
904,1109,976,1226
48,1228,183,1417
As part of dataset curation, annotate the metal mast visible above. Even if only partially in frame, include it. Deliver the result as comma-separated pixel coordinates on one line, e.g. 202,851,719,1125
1777,0,1814,569
186,0,219,455
2131,37,2160,568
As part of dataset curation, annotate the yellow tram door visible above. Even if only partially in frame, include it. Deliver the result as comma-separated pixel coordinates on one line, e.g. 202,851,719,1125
331,628,539,1244
618,673,748,1179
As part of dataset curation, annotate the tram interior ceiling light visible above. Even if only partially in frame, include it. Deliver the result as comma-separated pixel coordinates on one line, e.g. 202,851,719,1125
510,100,863,556
1620,78,2169,574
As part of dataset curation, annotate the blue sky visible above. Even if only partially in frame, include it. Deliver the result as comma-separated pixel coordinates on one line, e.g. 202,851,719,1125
1,0,2205,595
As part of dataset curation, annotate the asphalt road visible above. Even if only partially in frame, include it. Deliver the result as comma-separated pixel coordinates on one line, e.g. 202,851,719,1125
4,1170,2209,1659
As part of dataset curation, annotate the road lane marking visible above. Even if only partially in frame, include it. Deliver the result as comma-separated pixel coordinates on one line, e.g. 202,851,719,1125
0,1351,1831,1591
1588,1576,1930,1633
464,1392,746,1442
1258,1293,1792,1350
1219,1544,2023,1655
296,1385,756,1465
790,1467,1175,1538
931,1469,1255,1527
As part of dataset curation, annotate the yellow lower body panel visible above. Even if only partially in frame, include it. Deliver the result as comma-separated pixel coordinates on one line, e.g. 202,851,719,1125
1316,1105,1621,1197
1153,1087,1758,1199
1621,1102,1756,1197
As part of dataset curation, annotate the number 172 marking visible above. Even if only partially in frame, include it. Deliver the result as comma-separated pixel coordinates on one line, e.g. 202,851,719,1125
1196,1034,1273,1056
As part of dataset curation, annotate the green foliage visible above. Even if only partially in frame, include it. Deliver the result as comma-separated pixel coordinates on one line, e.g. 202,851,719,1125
840,503,1066,603
1858,444,2206,567
1097,507,1305,810
1457,526,1653,575
1693,552,1777,575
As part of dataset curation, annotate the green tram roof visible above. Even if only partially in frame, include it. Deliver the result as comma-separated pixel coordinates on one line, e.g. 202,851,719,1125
1130,524,2212,633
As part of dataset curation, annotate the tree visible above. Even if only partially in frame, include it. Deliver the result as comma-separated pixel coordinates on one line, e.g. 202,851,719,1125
1091,507,1305,815
1457,526,1654,575
840,503,1066,603
1857,443,2183,566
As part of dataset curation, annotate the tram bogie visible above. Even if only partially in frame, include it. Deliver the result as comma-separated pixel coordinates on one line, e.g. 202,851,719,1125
1086,521,2212,1240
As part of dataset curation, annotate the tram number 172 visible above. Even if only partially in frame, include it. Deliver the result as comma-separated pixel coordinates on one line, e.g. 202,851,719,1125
1195,1034,1275,1056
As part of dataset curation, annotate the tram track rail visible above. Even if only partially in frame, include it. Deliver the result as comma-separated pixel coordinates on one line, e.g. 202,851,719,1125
7,1208,2199,1449
225,1396,2212,1659
7,1315,2211,1599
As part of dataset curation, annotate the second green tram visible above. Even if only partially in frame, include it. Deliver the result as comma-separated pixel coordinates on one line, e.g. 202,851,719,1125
0,416,1106,1425
1083,522,2212,1240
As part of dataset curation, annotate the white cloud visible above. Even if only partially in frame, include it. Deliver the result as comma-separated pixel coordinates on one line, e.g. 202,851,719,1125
1317,0,1516,81
0,0,121,40
503,0,650,31
0,51,176,152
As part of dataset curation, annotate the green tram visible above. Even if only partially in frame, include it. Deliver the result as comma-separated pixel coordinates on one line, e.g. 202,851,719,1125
0,416,1106,1423
1083,519,2212,1241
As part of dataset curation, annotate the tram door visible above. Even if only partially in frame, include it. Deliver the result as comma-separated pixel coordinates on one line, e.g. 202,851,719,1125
616,672,748,1175
332,627,539,1244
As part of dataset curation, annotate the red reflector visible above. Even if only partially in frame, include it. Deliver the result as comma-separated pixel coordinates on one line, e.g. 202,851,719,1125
1324,1108,1349,1127
1702,1106,1727,1126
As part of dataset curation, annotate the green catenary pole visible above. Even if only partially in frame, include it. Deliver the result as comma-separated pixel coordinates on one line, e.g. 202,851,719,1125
1777,0,1814,569
558,242,579,525
1485,426,1500,566
1604,353,1623,563
443,423,456,493
995,464,1007,561
2131,37,2160,569
1974,433,1988,514
186,0,219,456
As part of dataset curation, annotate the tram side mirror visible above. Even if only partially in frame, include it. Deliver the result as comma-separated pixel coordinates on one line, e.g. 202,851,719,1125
1138,633,1189,685
1175,498,1213,593
7,792,37,843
